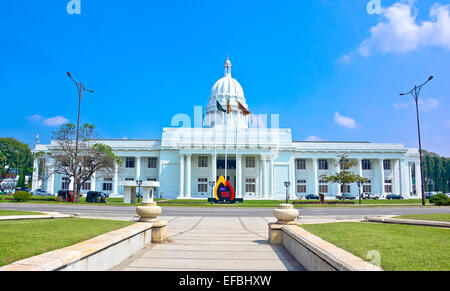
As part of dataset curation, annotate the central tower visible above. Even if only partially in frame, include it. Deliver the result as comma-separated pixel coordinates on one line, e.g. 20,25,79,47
205,57,250,128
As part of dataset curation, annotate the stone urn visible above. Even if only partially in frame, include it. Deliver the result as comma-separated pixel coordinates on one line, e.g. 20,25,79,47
273,204,299,225
136,202,162,223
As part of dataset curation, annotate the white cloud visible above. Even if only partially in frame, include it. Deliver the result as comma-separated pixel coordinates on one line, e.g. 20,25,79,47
43,116,69,126
359,2,450,56
393,102,409,110
336,54,352,64
306,136,323,142
419,98,439,111
27,114,44,122
334,112,357,129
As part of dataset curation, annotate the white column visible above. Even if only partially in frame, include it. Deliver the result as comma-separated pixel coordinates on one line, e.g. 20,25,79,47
211,154,217,184
399,159,408,196
269,158,275,198
178,154,185,199
312,158,318,195
259,156,264,197
91,172,96,191
393,160,401,194
336,158,342,195
262,158,268,198
409,163,413,195
289,158,295,199
379,159,385,196
136,156,141,180
186,154,192,199
112,161,119,196
237,154,242,198
32,158,39,190
47,160,55,194
415,161,422,197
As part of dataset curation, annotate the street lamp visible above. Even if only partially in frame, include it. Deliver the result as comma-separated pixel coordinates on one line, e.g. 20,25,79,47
284,181,291,204
67,72,94,203
357,180,362,205
209,180,216,205
400,76,434,206
136,179,143,203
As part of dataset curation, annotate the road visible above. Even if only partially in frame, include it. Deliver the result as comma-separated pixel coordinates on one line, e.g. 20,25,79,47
1,203,449,218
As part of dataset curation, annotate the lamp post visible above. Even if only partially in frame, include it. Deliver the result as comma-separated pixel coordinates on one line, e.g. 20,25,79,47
400,76,434,206
284,181,291,204
136,179,143,204
209,180,215,205
357,180,362,205
67,72,94,203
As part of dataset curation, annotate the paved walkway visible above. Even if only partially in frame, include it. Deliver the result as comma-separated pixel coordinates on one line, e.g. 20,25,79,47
113,216,304,271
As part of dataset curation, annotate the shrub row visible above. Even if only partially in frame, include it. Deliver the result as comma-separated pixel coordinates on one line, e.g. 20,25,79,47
429,194,450,206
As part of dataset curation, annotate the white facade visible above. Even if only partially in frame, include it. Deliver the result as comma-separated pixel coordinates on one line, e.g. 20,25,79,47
32,59,422,200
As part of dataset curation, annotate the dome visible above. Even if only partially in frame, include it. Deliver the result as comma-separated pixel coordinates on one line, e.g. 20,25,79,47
209,58,245,102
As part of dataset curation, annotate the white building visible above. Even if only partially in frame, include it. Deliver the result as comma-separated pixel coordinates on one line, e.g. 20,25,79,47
32,58,422,202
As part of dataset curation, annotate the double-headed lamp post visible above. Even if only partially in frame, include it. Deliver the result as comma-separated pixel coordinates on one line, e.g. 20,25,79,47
209,181,215,205
400,76,434,206
136,179,143,203
67,72,94,203
284,181,291,204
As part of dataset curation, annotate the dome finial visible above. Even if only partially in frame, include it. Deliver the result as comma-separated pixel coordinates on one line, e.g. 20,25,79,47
224,55,232,77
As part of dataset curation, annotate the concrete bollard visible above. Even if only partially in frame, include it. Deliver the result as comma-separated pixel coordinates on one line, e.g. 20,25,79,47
269,204,299,245
136,202,168,243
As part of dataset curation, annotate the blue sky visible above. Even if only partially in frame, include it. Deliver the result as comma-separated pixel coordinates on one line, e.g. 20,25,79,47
1,0,449,156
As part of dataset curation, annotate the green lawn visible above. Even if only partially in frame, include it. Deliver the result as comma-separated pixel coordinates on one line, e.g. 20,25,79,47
300,222,450,271
394,214,450,222
0,218,133,267
0,210,44,216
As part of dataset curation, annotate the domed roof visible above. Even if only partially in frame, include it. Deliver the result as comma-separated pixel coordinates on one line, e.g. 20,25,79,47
210,58,245,101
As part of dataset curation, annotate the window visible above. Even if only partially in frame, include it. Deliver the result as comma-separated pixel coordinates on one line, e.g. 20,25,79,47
246,157,256,168
383,160,391,170
245,178,256,193
362,160,372,170
341,185,351,193
363,185,372,193
82,181,91,191
103,178,112,191
61,177,70,190
147,178,157,182
198,178,208,193
319,185,328,193
297,180,306,194
319,159,328,170
385,185,393,193
296,159,306,170
384,179,392,184
126,157,135,168
198,156,208,168
125,178,135,181
148,157,158,169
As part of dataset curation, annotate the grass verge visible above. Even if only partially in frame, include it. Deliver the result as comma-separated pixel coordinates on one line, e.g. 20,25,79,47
0,218,133,267
0,210,44,216
394,214,450,222
300,222,450,271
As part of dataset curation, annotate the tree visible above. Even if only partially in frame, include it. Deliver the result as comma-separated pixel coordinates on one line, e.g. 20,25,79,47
321,155,366,201
45,123,121,203
0,138,33,188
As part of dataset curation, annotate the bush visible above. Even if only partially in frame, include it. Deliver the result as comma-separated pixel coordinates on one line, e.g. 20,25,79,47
13,191,32,202
429,194,449,206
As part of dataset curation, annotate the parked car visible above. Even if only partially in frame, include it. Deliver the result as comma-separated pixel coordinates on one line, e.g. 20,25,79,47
336,193,357,200
425,192,437,199
57,190,73,202
31,189,53,196
361,193,380,200
15,187,31,193
386,194,404,200
86,191,106,203
305,194,320,200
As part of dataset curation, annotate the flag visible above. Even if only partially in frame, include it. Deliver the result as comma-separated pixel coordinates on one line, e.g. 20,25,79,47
216,100,226,113
227,98,232,114
238,102,251,116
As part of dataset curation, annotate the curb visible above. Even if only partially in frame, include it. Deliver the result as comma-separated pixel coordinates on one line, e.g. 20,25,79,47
365,217,450,228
